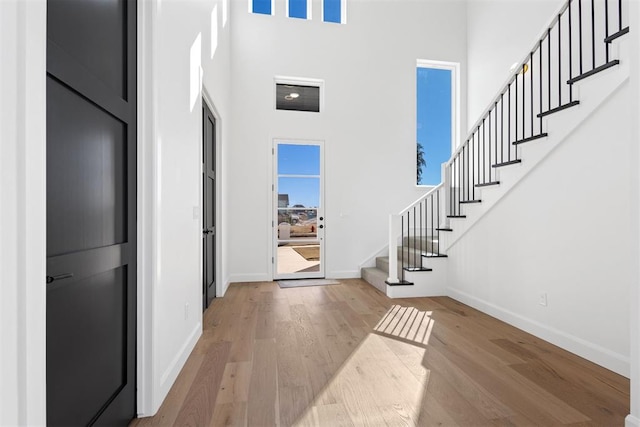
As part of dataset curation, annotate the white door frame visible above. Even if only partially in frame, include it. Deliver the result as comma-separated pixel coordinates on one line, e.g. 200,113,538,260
272,139,325,280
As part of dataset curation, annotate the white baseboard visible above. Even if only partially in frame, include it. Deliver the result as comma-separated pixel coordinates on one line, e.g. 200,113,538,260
626,415,640,427
227,273,272,284
327,270,360,279
447,287,630,378
154,322,202,415
359,245,389,269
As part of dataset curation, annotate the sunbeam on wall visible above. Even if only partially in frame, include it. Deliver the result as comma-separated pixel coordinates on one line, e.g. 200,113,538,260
211,5,218,59
189,33,202,111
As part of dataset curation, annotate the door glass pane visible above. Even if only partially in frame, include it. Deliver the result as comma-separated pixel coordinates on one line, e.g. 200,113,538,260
278,177,319,208
278,144,320,175
276,143,322,277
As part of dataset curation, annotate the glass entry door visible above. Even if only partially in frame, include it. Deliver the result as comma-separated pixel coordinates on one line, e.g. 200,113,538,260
274,141,324,279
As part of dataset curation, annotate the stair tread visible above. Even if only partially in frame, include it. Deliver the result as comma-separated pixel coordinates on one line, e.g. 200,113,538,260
476,181,500,187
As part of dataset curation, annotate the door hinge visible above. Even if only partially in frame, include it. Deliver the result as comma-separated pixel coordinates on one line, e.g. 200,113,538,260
272,220,274,227
271,257,274,264
272,148,275,155
272,184,274,191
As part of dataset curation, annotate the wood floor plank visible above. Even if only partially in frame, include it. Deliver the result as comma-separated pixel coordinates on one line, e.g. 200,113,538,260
173,340,231,426
209,402,247,427
215,361,252,405
132,281,629,427
246,338,278,426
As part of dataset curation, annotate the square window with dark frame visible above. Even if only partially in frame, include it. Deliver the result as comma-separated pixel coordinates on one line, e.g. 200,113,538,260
276,84,320,112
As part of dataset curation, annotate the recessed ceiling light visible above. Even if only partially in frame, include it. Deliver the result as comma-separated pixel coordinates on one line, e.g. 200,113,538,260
284,95,293,100
289,92,300,98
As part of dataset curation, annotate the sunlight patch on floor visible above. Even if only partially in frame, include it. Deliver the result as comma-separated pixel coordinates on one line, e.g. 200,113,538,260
292,305,433,426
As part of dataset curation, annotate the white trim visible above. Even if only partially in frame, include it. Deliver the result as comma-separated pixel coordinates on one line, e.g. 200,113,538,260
326,271,360,279
447,287,631,377
272,139,326,281
416,59,460,188
0,1,47,424
136,0,157,416
274,75,325,113
227,273,273,283
158,323,201,391
627,415,640,427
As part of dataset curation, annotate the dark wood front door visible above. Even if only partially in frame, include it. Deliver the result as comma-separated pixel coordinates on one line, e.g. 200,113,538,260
203,101,216,308
46,0,137,425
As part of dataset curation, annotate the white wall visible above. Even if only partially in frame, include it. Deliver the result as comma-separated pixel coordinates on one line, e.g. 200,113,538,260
466,0,561,131
627,1,640,424
0,1,47,425
447,79,634,376
137,0,233,416
228,0,468,282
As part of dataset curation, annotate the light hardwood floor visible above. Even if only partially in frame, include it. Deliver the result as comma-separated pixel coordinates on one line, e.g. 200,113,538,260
131,279,629,426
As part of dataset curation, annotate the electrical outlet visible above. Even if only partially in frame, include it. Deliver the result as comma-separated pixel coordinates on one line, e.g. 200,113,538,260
539,293,547,307
185,303,189,320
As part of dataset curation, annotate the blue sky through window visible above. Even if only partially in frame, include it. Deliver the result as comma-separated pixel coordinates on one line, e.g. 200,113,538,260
324,0,341,23
278,144,320,208
289,0,307,19
417,67,452,186
253,0,271,15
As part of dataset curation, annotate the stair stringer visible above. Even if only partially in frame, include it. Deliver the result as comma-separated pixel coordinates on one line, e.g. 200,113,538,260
386,256,448,298
440,39,631,252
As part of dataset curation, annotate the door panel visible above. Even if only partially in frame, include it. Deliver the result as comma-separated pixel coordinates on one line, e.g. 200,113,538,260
47,0,126,98
47,78,127,256
203,102,216,308
46,268,126,426
46,0,136,425
274,142,324,279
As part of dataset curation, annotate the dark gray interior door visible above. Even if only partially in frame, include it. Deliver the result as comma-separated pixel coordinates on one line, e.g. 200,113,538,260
46,0,137,425
203,101,216,308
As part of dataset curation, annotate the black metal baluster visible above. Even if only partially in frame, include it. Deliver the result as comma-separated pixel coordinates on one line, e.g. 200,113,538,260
456,156,460,216
415,206,418,267
605,0,610,62
401,215,405,280
539,40,544,132
494,101,498,168
419,201,423,259
530,52,534,136
619,0,623,31
569,1,574,100
558,14,562,106
476,131,480,184
436,190,440,255
501,93,505,163
591,0,596,70
579,0,584,74
462,144,466,201
488,111,492,184
515,73,518,145
429,194,433,255
508,85,511,160
482,121,486,182
548,29,552,108
471,136,475,198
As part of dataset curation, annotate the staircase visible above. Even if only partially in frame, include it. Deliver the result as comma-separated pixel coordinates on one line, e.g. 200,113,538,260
362,0,630,298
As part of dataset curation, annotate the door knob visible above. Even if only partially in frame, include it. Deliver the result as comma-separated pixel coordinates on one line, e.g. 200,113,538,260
46,273,74,284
